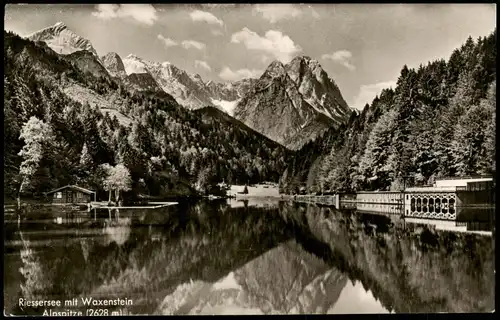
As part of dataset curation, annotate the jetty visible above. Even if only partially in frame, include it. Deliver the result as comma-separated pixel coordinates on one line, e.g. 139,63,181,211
90,201,177,209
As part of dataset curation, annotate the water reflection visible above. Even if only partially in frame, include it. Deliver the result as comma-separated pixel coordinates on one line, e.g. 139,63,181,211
157,240,355,315
329,280,390,314
3,200,494,315
102,209,132,246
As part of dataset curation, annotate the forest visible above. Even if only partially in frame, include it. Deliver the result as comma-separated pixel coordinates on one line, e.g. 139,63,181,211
280,29,496,194
3,29,496,200
3,31,290,201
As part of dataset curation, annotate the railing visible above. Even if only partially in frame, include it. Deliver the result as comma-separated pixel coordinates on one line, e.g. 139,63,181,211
356,192,404,205
436,175,493,180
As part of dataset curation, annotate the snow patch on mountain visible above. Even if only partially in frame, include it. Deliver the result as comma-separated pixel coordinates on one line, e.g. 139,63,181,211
123,55,149,74
210,98,240,116
212,272,242,291
304,97,334,119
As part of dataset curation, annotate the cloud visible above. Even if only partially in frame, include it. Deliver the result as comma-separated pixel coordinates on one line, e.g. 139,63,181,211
352,81,397,110
91,4,158,26
189,10,224,27
322,50,356,71
231,28,301,63
157,36,207,51
253,4,302,23
157,34,178,47
181,40,206,50
195,60,212,71
200,4,241,9
260,55,272,64
219,67,263,81
211,29,224,36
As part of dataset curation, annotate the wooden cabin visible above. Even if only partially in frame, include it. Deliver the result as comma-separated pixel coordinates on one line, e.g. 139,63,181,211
44,185,96,205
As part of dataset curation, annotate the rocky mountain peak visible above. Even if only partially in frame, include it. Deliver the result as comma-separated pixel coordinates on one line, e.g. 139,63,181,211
287,55,323,77
290,55,313,63
103,52,121,60
232,55,352,149
263,60,287,78
126,54,141,60
101,52,126,76
191,73,205,85
29,21,68,35
52,22,67,32
27,22,98,57
159,62,190,79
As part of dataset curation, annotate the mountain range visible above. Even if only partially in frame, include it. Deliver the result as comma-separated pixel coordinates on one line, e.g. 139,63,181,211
26,22,353,149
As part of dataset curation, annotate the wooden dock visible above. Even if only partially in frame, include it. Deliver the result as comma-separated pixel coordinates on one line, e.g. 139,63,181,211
90,202,177,209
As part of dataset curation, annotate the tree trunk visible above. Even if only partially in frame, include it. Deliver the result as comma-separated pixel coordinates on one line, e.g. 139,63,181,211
115,189,120,203
108,189,112,203
17,178,26,210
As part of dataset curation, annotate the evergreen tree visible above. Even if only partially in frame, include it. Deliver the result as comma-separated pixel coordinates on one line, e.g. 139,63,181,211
358,109,398,189
451,101,494,175
479,82,496,175
79,143,93,169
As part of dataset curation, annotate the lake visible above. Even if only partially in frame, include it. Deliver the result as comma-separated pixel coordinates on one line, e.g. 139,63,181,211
3,199,495,315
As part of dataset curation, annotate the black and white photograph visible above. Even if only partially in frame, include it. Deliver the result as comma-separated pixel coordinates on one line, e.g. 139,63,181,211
3,3,496,316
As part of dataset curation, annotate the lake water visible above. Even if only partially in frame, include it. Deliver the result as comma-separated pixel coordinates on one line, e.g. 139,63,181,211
3,199,495,315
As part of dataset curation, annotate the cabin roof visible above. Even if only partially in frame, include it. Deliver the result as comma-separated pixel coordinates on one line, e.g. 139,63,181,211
44,185,95,195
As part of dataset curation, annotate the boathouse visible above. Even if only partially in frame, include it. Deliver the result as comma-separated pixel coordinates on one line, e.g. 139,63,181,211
403,176,494,221
44,185,96,205
291,176,494,221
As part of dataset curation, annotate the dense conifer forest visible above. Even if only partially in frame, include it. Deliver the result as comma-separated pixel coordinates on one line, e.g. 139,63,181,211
280,30,496,194
4,31,289,200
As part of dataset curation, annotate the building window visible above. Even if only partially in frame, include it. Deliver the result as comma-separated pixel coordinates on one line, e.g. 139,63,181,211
56,192,62,199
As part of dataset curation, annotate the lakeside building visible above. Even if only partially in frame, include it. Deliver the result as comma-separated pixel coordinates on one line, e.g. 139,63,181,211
403,176,494,220
291,176,494,221
340,176,493,221
44,185,96,205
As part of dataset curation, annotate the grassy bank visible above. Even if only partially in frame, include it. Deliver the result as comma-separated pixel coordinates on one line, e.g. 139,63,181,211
228,184,280,198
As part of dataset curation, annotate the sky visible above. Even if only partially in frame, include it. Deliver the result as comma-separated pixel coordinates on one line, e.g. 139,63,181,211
4,3,496,110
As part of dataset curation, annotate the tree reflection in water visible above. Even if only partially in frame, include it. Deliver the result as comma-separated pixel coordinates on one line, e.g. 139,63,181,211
102,209,131,246
4,201,494,315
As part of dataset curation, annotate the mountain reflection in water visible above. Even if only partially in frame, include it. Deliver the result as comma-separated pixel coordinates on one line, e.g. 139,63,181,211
3,200,494,315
